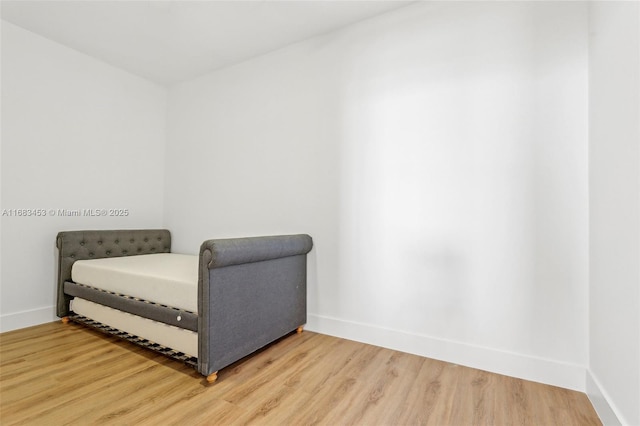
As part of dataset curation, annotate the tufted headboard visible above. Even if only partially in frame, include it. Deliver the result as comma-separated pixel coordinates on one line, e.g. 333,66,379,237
56,229,171,317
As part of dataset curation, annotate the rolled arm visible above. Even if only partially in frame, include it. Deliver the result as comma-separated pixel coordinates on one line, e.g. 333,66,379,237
197,234,313,376
199,234,313,269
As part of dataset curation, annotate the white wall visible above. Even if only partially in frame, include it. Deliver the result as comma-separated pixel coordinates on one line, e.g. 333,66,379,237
588,3,640,425
0,22,167,332
166,2,589,390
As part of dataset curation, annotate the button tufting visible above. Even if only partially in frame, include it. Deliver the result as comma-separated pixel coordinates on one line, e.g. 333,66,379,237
70,254,75,259
122,250,128,255
151,248,156,252
98,241,102,245
137,248,142,253
114,239,119,244
80,242,85,246
130,239,134,243
144,238,148,242
106,251,111,255
89,253,94,257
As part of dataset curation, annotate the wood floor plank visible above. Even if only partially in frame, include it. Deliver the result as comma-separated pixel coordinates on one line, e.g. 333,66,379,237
329,350,424,426
0,322,602,426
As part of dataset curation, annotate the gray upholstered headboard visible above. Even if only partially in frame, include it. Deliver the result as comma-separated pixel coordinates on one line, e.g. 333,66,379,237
56,229,171,317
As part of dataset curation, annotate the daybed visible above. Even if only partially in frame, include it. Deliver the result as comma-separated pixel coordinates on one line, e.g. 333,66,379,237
56,229,313,383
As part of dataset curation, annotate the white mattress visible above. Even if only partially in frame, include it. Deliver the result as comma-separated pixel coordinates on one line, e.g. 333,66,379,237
71,253,198,313
71,297,198,357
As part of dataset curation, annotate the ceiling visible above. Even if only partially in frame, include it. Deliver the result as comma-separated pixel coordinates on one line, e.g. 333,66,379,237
1,1,412,86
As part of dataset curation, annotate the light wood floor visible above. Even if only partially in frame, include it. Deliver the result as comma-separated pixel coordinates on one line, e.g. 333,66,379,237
1,322,601,426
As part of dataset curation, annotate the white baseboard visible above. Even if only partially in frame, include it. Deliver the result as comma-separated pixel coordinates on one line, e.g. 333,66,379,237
306,313,587,392
586,371,625,426
0,305,57,333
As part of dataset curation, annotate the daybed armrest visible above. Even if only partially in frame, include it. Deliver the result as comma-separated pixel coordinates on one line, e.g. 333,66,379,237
199,234,313,269
56,229,171,317
197,234,313,377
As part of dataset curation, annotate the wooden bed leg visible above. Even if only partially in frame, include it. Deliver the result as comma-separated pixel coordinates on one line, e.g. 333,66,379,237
61,316,70,324
206,372,218,384
296,326,304,334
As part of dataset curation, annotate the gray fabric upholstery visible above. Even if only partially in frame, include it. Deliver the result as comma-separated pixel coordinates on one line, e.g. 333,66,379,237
64,281,197,331
198,234,312,376
56,229,171,316
201,234,313,268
